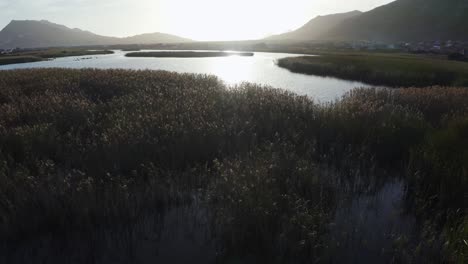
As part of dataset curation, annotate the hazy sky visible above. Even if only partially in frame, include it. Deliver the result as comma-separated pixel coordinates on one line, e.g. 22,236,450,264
0,0,394,41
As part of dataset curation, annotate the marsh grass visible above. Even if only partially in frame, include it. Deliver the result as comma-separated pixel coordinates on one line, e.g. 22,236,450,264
0,69,466,262
0,56,43,65
0,49,114,66
278,54,468,87
125,51,254,58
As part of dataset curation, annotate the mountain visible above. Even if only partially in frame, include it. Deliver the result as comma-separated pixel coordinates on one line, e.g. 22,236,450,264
267,11,362,41
267,0,468,43
323,0,468,42
0,20,191,49
122,33,191,45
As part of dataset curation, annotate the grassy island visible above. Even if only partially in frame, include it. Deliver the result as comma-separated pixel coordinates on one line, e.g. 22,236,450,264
125,51,254,58
0,69,466,263
278,54,468,87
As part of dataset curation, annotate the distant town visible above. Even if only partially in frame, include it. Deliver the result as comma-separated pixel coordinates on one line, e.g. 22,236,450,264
276,40,468,58
330,40,467,54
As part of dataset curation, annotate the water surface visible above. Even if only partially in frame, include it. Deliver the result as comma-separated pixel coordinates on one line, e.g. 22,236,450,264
0,50,374,102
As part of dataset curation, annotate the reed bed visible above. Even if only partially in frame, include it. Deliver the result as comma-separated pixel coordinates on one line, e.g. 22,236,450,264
278,55,468,87
0,69,466,263
0,49,113,66
125,51,254,58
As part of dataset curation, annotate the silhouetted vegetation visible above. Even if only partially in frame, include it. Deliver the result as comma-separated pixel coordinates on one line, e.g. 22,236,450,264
31,49,114,59
0,56,43,65
448,52,468,62
0,49,113,65
125,51,254,58
278,54,468,87
0,69,466,263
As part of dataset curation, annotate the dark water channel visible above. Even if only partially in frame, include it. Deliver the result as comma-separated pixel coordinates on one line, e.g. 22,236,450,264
1,174,419,264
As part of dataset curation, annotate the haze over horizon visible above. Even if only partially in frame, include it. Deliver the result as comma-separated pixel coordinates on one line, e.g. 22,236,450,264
0,0,394,41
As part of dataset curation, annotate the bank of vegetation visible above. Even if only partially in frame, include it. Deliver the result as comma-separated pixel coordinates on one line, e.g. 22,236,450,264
0,69,466,263
278,54,468,87
125,51,254,58
0,49,113,66
0,56,43,65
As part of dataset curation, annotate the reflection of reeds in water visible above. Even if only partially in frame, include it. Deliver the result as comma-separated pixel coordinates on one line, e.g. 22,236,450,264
324,179,416,263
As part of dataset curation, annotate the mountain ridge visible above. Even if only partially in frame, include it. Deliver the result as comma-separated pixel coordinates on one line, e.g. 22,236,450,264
323,0,468,42
266,0,468,43
0,20,192,49
267,10,362,41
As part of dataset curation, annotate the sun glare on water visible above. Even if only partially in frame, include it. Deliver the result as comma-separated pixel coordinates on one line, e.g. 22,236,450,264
209,56,255,84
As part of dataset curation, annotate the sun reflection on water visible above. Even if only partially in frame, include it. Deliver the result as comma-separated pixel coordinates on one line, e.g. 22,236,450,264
208,56,255,85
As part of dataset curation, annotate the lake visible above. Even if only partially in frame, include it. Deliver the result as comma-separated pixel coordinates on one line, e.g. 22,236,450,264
0,50,374,102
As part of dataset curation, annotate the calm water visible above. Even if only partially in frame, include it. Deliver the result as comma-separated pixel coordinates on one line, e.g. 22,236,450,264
0,50,373,102
327,180,415,263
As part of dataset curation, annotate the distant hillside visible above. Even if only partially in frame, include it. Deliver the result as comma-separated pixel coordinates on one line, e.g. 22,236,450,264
0,20,191,49
324,0,468,42
267,11,362,41
267,0,468,43
122,33,191,45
